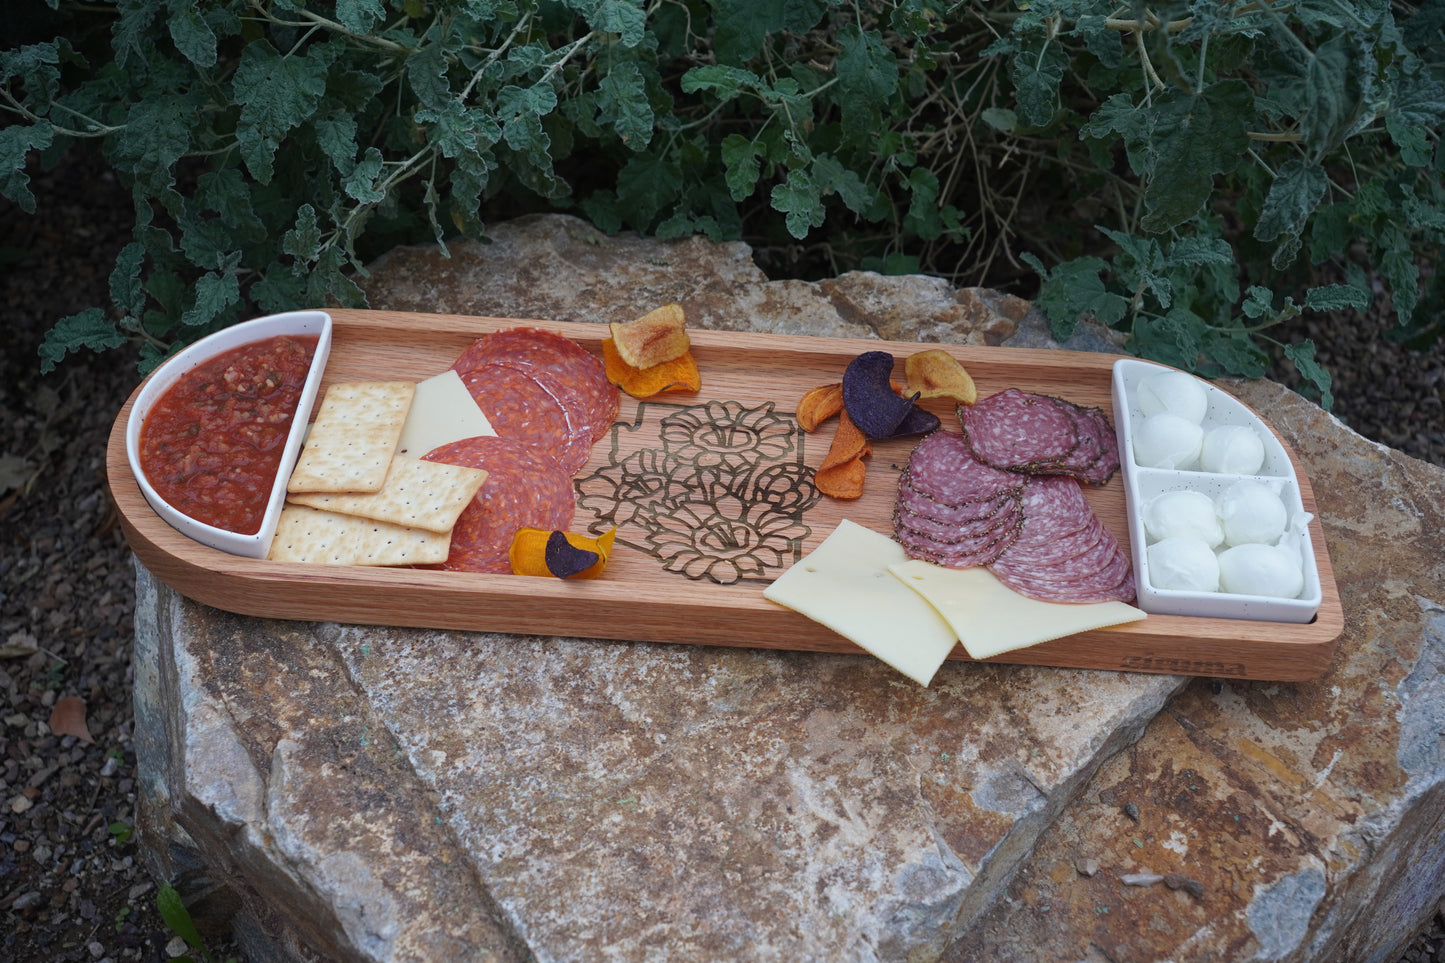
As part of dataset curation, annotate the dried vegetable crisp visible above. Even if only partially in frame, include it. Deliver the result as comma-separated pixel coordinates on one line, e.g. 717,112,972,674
905,349,978,405
602,338,702,398
510,526,618,579
609,303,690,369
842,351,940,440
813,409,872,500
796,382,845,432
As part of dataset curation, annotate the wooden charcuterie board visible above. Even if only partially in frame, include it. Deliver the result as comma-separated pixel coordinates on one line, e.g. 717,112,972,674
105,309,1345,681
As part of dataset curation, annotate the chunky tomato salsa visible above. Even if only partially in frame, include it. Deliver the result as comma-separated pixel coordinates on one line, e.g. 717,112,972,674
139,334,317,534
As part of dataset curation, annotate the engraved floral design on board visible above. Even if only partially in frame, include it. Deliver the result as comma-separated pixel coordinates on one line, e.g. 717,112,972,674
576,400,821,584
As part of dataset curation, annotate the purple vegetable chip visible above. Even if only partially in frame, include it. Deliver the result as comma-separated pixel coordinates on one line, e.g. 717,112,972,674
893,405,941,436
842,350,934,439
545,530,600,579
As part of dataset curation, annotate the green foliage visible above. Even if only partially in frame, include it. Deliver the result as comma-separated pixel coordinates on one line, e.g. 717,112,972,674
991,0,1442,403
157,882,205,952
1,0,1441,402
157,881,237,963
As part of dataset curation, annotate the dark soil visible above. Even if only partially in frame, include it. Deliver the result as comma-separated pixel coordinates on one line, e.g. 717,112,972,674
2,146,1442,963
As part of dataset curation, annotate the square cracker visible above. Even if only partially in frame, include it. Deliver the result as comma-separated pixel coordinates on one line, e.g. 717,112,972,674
267,505,450,566
287,381,416,494
287,455,487,533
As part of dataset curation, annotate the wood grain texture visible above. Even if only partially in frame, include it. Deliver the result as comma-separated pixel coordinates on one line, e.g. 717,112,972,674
106,309,1344,680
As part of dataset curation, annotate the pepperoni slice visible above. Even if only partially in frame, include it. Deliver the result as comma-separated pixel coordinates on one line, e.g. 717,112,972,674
459,364,599,473
453,327,619,451
424,436,576,574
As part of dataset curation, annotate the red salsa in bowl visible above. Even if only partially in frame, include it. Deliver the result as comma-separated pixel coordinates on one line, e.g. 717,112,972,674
139,334,318,534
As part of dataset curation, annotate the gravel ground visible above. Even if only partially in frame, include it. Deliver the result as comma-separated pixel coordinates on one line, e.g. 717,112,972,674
2,147,1443,962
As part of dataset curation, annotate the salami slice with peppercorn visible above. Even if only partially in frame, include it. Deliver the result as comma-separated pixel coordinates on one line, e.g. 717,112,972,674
985,475,1135,603
959,388,1120,485
902,430,1027,505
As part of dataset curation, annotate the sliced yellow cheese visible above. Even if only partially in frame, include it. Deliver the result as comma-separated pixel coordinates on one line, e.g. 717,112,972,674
395,369,496,459
887,560,1146,660
763,520,959,686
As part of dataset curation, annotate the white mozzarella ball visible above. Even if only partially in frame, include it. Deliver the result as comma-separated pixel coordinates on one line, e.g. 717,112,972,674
1143,490,1224,547
1146,537,1221,592
1217,543,1305,598
1216,480,1288,546
1200,425,1266,474
1136,371,1209,424
1133,413,1204,469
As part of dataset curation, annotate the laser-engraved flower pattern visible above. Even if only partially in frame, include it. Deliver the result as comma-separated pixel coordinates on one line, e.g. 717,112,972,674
658,400,797,471
575,401,819,584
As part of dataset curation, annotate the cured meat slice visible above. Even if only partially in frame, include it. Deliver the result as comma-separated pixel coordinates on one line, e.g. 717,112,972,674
452,327,619,451
992,522,1123,584
992,551,1136,603
903,430,1026,504
894,501,1020,544
1051,405,1105,473
990,514,1108,571
1046,403,1121,485
895,520,1021,569
457,364,597,472
1005,475,1094,544
1073,407,1121,484
424,436,576,574
896,483,1018,527
960,388,1080,470
986,474,1136,602
958,389,1121,485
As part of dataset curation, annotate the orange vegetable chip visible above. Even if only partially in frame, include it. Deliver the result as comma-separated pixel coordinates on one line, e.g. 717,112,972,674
814,409,871,499
510,527,618,579
602,338,702,398
797,382,844,432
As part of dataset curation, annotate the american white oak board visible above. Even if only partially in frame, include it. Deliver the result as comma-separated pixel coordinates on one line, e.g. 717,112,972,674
106,309,1345,681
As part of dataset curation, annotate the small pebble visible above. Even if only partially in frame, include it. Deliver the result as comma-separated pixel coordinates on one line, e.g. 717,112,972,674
1164,873,1206,899
1122,872,1164,886
1076,858,1099,877
165,935,191,958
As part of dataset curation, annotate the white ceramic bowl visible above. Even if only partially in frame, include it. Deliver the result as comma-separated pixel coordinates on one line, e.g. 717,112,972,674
1112,359,1323,623
125,310,332,558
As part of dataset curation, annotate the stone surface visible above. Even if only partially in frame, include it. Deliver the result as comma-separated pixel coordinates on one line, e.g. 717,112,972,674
130,214,1445,961
945,381,1445,963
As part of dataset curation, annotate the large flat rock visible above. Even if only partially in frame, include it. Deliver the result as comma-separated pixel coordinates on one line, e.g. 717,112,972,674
945,380,1445,962
129,214,1445,961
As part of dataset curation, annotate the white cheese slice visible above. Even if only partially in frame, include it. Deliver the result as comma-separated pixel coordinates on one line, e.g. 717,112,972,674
395,369,496,458
763,520,959,686
887,560,1146,660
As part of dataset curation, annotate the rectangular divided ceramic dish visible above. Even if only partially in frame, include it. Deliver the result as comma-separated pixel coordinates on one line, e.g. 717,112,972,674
105,309,1345,681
